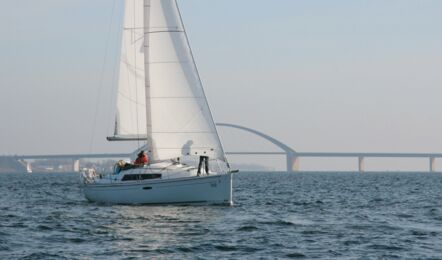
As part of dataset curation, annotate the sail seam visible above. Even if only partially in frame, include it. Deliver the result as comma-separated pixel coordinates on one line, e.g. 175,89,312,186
123,28,184,34
150,97,205,99
152,131,216,134
149,61,191,64
155,147,218,150
117,94,146,105
148,30,184,34
111,135,147,137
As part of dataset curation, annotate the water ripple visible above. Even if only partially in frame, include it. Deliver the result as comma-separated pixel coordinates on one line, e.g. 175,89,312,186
1,172,442,258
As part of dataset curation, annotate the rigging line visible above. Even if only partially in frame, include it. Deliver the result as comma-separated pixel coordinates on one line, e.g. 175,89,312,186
174,0,229,166
121,56,145,70
129,33,145,44
89,0,117,153
117,89,147,104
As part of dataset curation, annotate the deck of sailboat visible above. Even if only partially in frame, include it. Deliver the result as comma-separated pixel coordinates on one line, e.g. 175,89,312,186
82,172,230,188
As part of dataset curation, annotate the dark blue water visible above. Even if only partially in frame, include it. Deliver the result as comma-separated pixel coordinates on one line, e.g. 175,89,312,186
1,172,442,259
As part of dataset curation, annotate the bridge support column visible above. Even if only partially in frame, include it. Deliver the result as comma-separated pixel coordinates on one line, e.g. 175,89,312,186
358,156,365,173
430,157,436,172
287,153,299,172
16,159,32,173
26,161,32,173
73,159,80,172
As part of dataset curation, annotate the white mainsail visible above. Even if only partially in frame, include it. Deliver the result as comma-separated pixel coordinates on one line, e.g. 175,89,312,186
113,0,227,164
114,0,147,139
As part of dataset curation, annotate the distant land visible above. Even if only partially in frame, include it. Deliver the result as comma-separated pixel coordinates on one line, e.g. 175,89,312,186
0,157,27,173
0,157,272,174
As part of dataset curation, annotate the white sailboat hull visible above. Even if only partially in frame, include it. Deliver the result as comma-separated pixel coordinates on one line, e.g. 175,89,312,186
82,172,233,205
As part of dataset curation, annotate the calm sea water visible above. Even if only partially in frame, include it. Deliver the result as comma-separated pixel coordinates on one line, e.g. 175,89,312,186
1,172,442,259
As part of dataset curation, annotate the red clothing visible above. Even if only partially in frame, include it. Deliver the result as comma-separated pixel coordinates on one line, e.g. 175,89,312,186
134,154,149,165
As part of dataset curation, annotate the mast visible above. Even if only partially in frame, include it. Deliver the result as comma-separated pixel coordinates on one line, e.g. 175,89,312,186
143,0,155,158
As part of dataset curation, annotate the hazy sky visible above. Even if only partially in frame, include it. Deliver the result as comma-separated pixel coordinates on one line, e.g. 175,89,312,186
1,1,441,171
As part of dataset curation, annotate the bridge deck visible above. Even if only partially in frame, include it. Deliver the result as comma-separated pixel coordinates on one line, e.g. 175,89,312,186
226,152,442,158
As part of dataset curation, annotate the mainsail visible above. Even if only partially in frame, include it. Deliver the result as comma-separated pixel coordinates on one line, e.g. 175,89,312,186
112,0,226,163
113,0,147,139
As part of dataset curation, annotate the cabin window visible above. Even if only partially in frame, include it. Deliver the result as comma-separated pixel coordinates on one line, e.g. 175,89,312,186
140,174,161,180
122,174,161,181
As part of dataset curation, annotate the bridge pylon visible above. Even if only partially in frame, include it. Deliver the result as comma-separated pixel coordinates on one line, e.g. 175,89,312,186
430,157,436,172
287,153,299,172
358,156,365,173
73,159,80,172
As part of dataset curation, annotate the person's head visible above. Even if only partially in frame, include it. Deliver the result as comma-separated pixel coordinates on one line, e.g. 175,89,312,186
138,151,145,157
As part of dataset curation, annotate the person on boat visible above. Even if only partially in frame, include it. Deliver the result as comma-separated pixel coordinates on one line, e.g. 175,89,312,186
134,151,149,165
115,160,132,173
197,155,209,176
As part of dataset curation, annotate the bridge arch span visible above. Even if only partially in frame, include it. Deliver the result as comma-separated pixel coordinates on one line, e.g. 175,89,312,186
216,123,299,172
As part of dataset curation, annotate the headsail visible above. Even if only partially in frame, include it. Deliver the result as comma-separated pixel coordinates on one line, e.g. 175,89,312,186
147,0,225,162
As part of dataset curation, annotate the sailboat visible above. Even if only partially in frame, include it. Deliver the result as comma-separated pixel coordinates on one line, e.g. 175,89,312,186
81,0,234,205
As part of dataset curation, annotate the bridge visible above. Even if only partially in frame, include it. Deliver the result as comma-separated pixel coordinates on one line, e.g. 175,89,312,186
4,153,131,173
1,123,441,173
216,123,441,173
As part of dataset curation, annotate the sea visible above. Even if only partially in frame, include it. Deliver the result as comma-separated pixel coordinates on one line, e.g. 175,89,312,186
1,171,442,259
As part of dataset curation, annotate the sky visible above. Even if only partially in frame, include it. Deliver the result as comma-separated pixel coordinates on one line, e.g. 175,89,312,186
0,0,441,171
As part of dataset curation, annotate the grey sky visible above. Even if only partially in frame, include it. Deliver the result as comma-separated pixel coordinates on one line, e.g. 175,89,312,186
1,0,441,171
